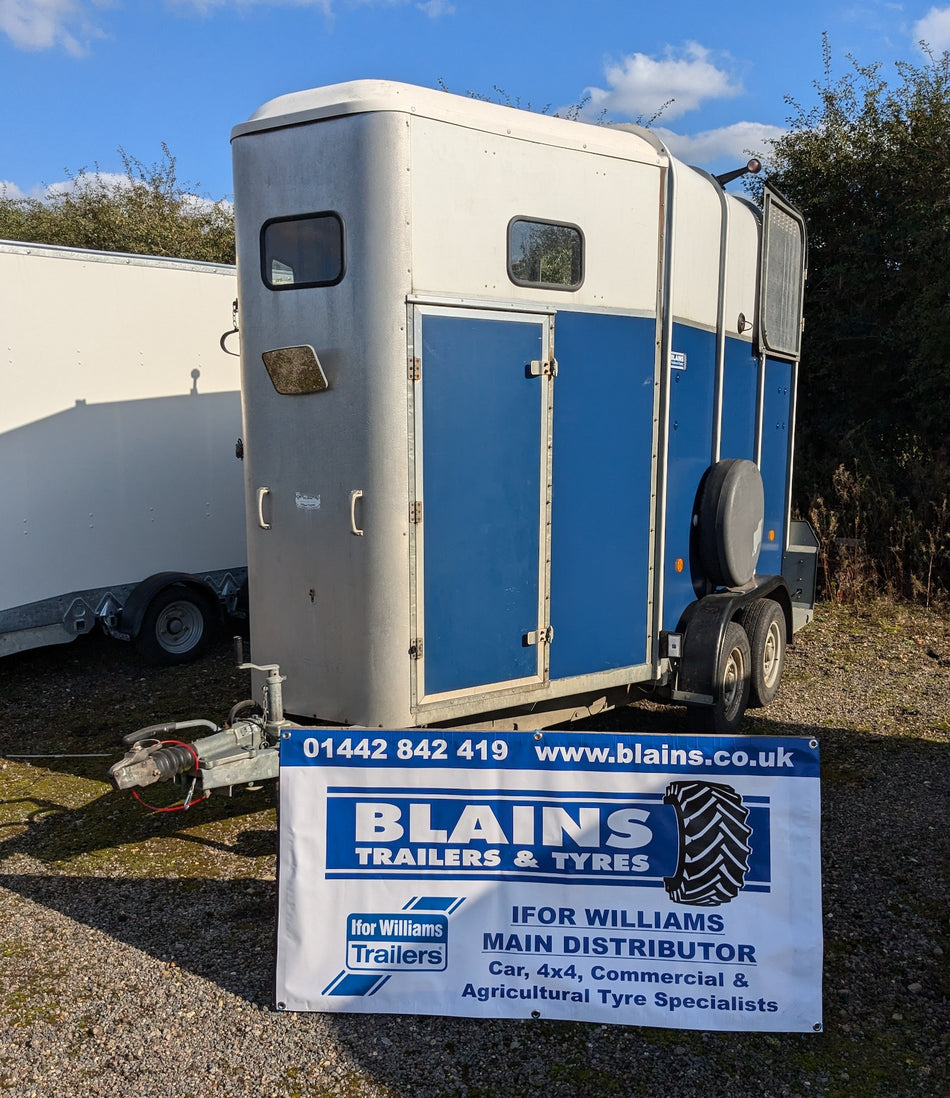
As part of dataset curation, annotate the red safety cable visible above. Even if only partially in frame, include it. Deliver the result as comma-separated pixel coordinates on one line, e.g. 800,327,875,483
130,740,209,813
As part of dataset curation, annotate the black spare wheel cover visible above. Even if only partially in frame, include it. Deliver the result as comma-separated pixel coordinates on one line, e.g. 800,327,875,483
697,459,765,588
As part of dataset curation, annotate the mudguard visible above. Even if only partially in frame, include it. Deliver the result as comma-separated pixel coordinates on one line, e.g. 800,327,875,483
117,572,218,641
673,576,791,706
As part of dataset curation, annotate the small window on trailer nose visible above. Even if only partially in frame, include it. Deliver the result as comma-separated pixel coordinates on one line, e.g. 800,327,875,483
261,212,345,290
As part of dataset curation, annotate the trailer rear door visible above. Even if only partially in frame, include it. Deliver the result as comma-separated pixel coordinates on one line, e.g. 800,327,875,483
413,307,550,699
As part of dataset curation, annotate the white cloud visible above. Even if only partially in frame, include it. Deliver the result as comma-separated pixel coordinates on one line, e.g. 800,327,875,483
0,0,107,55
1,0,452,52
0,180,29,199
169,0,452,15
416,0,453,15
0,174,122,200
43,171,130,195
2,172,233,213
169,0,332,12
181,191,234,215
914,6,950,51
654,121,786,167
587,42,743,123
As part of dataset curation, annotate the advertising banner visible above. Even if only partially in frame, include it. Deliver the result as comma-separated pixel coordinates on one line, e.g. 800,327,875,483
276,729,822,1032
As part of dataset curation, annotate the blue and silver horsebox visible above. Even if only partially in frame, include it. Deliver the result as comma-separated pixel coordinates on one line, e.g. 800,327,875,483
229,79,815,736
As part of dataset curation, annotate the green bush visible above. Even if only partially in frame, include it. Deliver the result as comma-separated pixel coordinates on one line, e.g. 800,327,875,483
0,144,234,264
756,39,950,603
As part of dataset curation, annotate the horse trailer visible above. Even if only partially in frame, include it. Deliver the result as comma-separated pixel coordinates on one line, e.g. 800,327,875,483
110,79,817,796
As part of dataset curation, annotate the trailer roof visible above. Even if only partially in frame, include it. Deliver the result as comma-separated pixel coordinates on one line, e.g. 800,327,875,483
231,79,669,168
0,238,234,276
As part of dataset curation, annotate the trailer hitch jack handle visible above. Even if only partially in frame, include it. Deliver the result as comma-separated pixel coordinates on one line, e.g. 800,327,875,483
238,658,287,733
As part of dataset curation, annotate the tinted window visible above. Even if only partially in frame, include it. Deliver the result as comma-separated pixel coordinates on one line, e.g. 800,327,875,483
508,218,583,290
261,213,344,290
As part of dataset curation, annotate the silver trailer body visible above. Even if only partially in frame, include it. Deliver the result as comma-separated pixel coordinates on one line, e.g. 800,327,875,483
0,240,247,660
228,80,809,732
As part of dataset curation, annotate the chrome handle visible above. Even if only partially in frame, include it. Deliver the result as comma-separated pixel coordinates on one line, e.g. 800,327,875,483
257,486,271,530
350,489,364,536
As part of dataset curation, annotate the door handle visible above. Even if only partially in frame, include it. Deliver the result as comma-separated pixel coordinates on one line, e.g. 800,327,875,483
257,486,271,530
350,489,364,536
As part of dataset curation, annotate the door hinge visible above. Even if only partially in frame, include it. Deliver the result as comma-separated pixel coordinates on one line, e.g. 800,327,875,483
526,359,558,378
410,500,423,524
409,357,421,382
409,639,424,660
522,626,554,647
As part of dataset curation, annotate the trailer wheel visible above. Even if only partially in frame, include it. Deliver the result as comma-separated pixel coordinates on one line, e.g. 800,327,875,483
135,586,215,666
663,780,752,906
689,621,751,734
739,598,786,708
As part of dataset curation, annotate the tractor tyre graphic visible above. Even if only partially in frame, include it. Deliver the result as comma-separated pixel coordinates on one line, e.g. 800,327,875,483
663,781,752,906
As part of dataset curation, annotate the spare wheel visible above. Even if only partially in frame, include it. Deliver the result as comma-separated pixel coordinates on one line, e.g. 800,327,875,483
697,459,765,588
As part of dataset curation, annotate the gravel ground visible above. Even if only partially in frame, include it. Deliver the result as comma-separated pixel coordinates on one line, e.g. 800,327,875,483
0,599,947,1098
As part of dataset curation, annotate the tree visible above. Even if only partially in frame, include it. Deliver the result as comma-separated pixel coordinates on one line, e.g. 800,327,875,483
755,39,950,602
0,145,234,263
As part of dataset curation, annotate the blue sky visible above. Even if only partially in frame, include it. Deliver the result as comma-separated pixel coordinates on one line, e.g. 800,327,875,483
2,0,949,202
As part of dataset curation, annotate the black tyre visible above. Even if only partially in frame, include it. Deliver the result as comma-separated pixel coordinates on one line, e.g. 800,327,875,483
739,598,786,708
689,621,751,734
135,586,215,666
663,780,752,906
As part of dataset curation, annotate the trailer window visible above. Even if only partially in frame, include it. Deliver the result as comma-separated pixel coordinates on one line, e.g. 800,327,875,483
261,213,344,290
760,193,806,357
508,218,583,290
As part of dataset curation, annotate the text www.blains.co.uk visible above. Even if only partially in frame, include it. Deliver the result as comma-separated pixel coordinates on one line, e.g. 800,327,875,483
533,742,796,770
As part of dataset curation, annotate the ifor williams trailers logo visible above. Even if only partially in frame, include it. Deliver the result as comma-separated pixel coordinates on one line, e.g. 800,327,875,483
322,896,462,998
325,780,763,906
346,910,448,971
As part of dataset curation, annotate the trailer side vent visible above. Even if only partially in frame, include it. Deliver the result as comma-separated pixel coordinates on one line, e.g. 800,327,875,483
262,345,329,395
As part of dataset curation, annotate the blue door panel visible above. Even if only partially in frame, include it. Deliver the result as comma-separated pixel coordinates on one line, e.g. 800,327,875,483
720,337,758,461
549,312,655,679
663,324,716,630
421,314,543,695
759,358,793,575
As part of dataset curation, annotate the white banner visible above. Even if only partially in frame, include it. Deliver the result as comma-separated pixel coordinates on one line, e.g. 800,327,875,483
276,730,822,1032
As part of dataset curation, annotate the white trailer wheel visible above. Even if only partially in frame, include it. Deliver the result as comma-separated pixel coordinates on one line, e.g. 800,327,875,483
739,599,786,708
136,587,214,666
689,621,751,735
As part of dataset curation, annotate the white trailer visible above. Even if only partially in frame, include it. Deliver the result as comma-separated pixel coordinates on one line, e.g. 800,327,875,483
1,240,247,663
110,80,818,796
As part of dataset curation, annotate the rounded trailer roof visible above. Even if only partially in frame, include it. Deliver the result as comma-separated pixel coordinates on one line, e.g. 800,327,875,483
231,79,669,168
